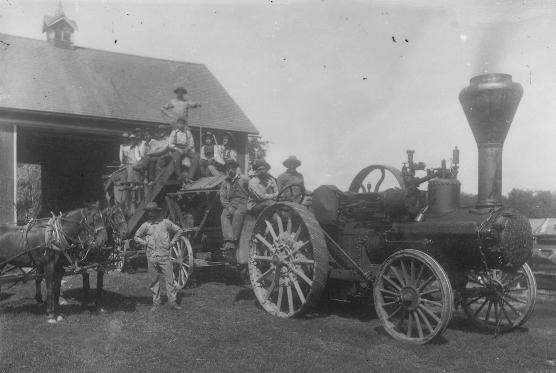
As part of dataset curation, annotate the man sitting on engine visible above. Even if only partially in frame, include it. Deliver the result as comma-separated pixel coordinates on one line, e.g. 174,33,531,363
248,160,278,214
277,155,305,202
219,159,249,263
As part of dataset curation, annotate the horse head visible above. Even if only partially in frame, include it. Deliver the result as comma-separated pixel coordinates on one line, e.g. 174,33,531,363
78,201,109,250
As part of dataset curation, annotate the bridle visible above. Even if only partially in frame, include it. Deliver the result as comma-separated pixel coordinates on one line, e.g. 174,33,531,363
47,207,108,267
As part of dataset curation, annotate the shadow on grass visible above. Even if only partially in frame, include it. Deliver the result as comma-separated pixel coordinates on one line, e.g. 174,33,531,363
448,314,530,336
1,289,156,317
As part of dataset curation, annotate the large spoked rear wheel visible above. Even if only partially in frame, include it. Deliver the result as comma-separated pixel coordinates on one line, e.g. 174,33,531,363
374,249,454,344
461,263,536,332
170,236,194,289
248,202,328,318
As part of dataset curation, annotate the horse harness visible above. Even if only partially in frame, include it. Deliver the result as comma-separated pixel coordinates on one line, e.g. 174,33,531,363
43,208,106,270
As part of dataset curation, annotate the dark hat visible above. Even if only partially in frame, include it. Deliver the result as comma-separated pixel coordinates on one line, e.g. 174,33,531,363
221,131,235,145
174,86,187,94
225,158,239,168
143,202,162,211
283,155,301,168
253,159,271,171
202,131,214,141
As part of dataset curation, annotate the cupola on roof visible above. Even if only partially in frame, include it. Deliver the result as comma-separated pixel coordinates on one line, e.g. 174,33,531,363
42,1,78,49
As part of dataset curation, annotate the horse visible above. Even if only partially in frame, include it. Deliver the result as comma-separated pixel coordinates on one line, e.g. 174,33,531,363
77,203,128,310
0,203,108,323
33,203,128,314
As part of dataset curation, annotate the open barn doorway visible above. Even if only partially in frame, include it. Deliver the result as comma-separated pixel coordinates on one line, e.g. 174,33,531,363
17,127,119,217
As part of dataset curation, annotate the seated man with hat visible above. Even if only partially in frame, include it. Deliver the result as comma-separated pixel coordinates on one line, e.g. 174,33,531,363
134,202,184,311
161,86,202,124
200,131,223,177
219,159,249,263
248,160,278,214
134,125,172,183
218,132,238,165
277,155,305,202
168,117,199,182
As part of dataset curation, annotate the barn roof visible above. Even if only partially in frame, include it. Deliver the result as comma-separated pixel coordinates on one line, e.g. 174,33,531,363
0,33,258,134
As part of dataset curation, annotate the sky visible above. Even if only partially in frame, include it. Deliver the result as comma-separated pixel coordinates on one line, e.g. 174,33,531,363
1,0,555,194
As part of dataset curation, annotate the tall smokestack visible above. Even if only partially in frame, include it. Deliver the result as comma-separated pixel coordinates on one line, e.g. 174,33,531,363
459,73,523,207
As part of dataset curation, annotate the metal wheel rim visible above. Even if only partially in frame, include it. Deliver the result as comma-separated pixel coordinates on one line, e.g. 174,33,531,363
248,202,328,318
170,236,194,289
374,249,454,344
461,263,537,332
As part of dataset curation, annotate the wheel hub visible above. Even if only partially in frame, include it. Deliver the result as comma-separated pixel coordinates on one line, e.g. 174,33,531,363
400,286,419,310
485,279,505,301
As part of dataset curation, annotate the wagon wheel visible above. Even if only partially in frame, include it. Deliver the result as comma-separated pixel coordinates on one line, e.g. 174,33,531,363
276,183,306,204
248,202,328,318
374,249,454,344
170,236,194,289
461,263,536,332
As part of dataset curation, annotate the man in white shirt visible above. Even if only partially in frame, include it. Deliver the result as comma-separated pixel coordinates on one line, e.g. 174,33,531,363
161,86,202,125
169,118,199,182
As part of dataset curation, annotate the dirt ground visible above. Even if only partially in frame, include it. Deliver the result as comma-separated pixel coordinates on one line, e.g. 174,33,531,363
0,267,555,373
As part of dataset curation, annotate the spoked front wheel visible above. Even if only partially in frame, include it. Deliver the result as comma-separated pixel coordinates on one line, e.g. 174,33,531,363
374,249,454,344
170,236,194,289
461,263,537,332
248,202,328,318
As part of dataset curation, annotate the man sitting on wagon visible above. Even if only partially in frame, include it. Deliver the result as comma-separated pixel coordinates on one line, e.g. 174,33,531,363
133,125,172,184
169,117,200,183
219,158,249,263
200,131,223,177
219,132,238,165
248,160,278,214
277,155,305,202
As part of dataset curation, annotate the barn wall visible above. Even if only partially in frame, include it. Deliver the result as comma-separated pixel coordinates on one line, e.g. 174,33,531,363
0,125,16,223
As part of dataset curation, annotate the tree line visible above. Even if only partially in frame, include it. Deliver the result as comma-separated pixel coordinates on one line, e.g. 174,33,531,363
461,189,556,218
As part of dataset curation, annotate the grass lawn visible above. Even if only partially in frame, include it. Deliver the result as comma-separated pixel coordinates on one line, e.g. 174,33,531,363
0,269,555,373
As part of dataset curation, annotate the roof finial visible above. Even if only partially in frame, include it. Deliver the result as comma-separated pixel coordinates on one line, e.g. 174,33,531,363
55,0,65,17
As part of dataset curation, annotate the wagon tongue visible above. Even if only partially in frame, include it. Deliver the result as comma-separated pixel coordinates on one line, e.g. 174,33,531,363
459,73,523,208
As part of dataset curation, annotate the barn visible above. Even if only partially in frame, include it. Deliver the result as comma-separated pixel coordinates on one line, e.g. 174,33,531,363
0,7,258,224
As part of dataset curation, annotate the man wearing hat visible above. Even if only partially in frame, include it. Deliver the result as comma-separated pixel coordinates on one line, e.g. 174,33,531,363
219,159,249,263
134,125,172,183
169,117,199,182
248,160,278,213
277,155,305,202
200,131,223,177
134,202,184,311
161,86,202,124
219,132,238,165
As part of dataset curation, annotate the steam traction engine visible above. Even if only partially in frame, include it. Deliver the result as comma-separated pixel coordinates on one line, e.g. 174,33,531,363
245,74,536,344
